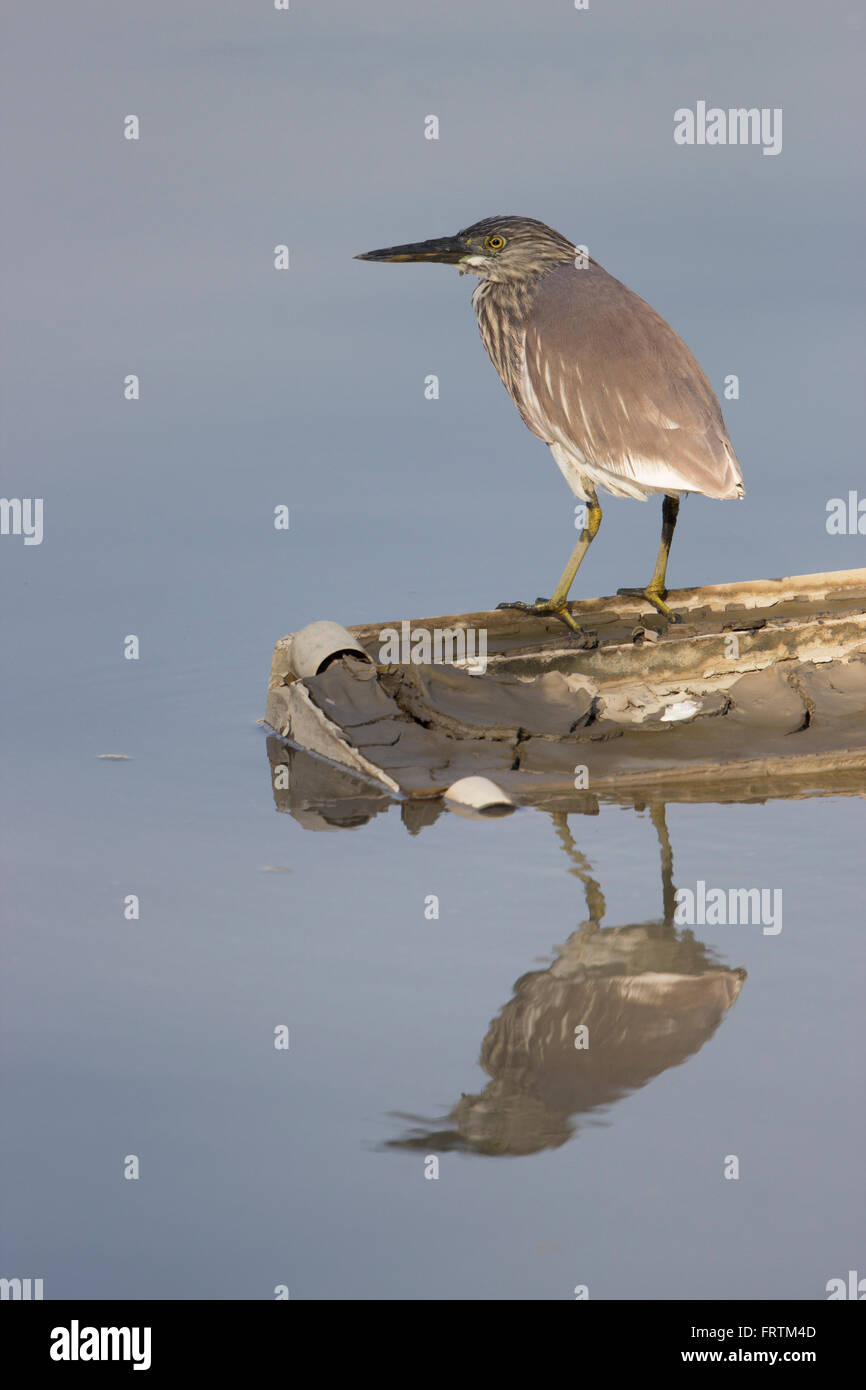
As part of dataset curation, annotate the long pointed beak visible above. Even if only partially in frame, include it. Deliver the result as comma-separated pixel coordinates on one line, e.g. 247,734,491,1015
355,235,468,265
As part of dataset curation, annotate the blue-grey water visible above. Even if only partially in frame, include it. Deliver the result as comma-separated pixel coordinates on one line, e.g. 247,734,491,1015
2,0,864,1300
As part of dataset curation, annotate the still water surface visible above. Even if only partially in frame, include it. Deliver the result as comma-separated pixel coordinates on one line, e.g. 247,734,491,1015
3,660,863,1297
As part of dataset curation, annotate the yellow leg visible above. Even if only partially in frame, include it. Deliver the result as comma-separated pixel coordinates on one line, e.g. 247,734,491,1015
498,497,602,633
619,494,681,621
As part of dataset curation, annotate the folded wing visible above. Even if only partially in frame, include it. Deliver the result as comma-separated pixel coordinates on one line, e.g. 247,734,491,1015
517,263,744,500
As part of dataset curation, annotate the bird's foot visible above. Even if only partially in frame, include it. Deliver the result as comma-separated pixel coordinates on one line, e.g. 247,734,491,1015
617,586,682,623
496,596,582,634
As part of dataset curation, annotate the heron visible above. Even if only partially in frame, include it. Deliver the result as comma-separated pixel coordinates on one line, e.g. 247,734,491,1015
357,215,744,633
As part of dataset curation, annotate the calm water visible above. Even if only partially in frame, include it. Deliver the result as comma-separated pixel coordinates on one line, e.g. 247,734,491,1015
2,0,864,1300
3,672,864,1297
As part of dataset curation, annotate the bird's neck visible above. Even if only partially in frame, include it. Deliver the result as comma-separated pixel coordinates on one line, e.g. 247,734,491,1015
472,275,538,312
472,277,539,394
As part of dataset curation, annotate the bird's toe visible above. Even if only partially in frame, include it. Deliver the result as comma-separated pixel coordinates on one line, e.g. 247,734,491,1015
496,597,581,634
618,586,681,623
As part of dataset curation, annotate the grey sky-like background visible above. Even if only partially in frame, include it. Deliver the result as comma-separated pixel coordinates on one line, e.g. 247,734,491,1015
3,0,865,660
2,2,864,1301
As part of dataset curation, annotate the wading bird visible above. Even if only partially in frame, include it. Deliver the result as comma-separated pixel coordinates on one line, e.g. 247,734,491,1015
357,216,743,632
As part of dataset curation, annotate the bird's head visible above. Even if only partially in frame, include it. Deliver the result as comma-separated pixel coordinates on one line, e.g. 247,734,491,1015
356,215,577,283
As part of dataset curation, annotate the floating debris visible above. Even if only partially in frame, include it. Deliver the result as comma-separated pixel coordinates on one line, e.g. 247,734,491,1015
661,699,702,722
290,620,373,679
443,775,515,818
265,569,866,800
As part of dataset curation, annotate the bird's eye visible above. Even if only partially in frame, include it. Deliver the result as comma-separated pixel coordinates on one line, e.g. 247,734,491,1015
485,234,505,251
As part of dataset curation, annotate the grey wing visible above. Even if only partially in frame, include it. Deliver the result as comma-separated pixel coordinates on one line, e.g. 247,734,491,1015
518,263,744,500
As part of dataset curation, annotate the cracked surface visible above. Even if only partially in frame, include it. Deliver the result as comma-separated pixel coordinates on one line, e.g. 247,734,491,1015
265,572,866,798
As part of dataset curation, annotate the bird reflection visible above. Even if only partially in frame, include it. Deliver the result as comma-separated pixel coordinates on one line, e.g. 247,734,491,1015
386,804,745,1157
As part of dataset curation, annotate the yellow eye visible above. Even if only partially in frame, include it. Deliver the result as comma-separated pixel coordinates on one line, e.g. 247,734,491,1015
485,234,505,251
